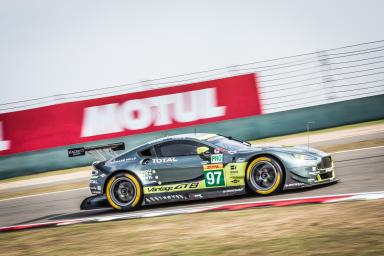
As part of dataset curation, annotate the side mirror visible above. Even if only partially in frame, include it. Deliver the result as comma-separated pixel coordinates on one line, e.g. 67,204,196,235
196,146,210,160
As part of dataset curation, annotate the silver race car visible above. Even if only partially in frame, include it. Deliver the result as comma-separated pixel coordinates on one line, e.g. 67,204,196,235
69,133,336,211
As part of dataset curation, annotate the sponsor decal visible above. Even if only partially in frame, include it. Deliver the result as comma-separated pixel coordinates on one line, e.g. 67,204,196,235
222,188,244,193
211,154,223,163
203,164,223,171
139,169,159,182
110,157,136,163
229,164,239,174
284,182,305,188
214,148,224,154
0,122,10,151
145,182,199,193
231,179,240,184
226,162,247,177
236,158,246,163
192,194,203,199
68,147,85,157
204,169,225,187
0,74,262,157
81,88,226,137
152,157,177,164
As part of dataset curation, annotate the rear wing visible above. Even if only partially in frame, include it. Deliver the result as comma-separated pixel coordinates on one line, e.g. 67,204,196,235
68,142,125,161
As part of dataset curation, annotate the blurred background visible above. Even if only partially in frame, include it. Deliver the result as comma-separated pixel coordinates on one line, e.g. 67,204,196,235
0,2,384,255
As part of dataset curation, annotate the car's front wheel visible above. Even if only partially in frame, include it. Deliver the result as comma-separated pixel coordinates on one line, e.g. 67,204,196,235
106,173,143,211
246,156,284,195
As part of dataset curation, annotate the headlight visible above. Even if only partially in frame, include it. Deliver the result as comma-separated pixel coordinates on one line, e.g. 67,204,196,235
292,153,316,160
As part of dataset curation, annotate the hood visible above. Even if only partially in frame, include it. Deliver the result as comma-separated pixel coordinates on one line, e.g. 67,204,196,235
237,144,329,157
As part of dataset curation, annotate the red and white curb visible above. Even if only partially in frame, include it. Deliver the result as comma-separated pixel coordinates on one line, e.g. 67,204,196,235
1,190,383,232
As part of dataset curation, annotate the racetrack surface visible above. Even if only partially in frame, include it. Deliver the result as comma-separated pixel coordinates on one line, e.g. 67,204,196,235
0,145,383,227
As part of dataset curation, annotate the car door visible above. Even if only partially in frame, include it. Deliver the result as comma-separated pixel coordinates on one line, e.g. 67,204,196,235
151,140,207,185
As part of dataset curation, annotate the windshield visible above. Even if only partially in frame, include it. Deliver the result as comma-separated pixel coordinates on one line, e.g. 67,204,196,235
206,136,251,151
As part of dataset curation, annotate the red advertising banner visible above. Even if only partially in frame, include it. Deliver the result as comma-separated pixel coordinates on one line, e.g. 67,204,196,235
0,74,262,156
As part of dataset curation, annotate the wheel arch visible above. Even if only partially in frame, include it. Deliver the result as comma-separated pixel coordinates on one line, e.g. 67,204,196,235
246,153,287,186
103,169,143,194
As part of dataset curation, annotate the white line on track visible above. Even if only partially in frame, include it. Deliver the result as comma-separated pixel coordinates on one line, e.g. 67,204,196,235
0,187,88,202
332,145,384,154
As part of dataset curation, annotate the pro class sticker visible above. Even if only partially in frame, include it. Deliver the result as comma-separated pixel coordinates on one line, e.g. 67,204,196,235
211,154,223,163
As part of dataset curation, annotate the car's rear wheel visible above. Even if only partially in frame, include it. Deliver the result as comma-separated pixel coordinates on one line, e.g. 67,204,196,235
106,173,143,211
246,156,284,195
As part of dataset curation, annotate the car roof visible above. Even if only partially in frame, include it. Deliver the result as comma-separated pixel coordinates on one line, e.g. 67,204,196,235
112,133,219,160
147,133,217,145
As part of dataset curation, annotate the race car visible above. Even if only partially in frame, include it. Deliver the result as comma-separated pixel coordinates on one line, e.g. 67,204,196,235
71,133,337,211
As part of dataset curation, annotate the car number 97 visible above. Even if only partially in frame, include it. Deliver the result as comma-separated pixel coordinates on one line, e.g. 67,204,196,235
204,170,225,187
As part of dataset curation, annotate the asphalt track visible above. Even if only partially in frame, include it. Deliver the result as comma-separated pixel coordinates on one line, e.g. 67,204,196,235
0,146,383,227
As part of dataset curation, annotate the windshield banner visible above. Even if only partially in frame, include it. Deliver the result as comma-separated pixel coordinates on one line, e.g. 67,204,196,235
0,74,262,156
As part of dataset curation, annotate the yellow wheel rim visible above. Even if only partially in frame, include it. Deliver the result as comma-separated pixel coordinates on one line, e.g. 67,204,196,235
246,157,281,195
106,173,142,210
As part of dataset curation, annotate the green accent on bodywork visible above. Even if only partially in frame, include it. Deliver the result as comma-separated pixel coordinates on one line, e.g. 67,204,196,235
144,162,248,194
204,170,225,187
143,181,205,194
224,162,247,187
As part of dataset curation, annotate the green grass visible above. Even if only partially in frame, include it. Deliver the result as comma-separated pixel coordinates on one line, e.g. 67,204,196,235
1,199,383,255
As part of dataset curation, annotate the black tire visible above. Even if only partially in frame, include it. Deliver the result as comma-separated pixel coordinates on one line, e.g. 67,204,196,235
105,172,143,211
246,156,284,195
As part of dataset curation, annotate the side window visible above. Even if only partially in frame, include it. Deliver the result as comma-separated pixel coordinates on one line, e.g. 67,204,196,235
139,147,156,157
156,140,205,157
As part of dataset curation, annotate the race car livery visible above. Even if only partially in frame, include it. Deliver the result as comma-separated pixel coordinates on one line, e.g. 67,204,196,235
73,133,337,211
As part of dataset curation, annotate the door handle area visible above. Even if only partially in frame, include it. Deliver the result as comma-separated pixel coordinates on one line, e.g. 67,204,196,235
141,158,151,165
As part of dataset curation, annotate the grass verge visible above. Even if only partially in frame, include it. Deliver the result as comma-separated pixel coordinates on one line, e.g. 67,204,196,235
1,199,383,255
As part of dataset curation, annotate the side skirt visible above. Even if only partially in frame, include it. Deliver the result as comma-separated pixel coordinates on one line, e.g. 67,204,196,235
143,186,246,205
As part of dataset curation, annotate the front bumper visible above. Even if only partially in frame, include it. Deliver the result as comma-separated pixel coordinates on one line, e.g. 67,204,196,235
89,168,108,195
284,156,336,189
89,178,103,194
